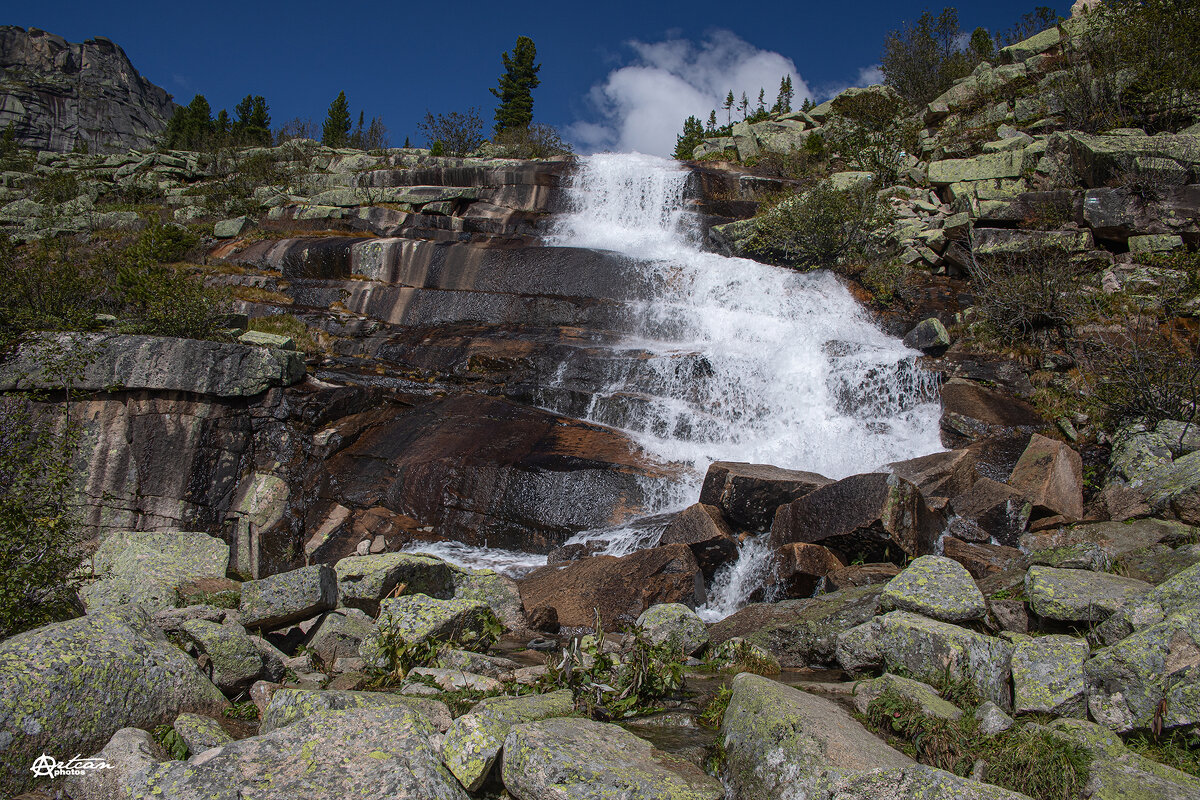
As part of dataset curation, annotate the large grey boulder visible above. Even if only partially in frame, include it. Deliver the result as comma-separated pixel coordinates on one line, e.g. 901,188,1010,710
0,333,305,397
305,607,377,666
501,717,722,800
79,530,230,613
0,606,227,794
1085,608,1200,733
881,555,986,622
1011,635,1090,717
805,766,1035,800
449,563,525,631
1025,565,1151,623
124,705,469,800
837,610,1015,708
720,673,912,800
635,603,709,656
171,712,233,754
1048,718,1200,800
360,594,501,669
260,687,451,734
1095,561,1200,645
61,727,167,800
179,619,265,693
1020,519,1192,574
851,673,963,720
239,565,337,630
334,552,453,615
441,689,574,791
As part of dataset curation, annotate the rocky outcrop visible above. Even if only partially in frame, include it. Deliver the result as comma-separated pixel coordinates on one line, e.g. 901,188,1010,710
79,530,229,613
0,27,177,153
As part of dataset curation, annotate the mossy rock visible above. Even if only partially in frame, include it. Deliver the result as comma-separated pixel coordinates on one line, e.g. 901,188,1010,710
1025,564,1151,623
881,555,986,622
259,687,450,734
1048,718,1200,800
1011,634,1089,717
334,552,453,616
635,603,709,656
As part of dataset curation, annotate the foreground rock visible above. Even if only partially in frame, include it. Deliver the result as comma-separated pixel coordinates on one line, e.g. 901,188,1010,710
79,530,230,613
635,603,709,656
0,606,227,794
1049,718,1200,800
441,690,573,791
880,555,986,622
62,727,167,800
260,687,451,734
239,565,338,630
501,717,722,800
1011,635,1090,717
334,552,453,615
1025,565,1151,623
518,544,704,630
720,673,912,800
805,766,1035,800
124,705,467,800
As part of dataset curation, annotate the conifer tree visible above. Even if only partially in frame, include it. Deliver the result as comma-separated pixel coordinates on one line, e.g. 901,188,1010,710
706,110,718,133
673,115,705,161
739,92,750,120
724,91,735,125
774,75,794,113
756,88,766,113
490,36,541,134
322,91,352,148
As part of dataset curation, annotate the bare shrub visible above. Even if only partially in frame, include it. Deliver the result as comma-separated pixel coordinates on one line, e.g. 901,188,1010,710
966,246,1089,340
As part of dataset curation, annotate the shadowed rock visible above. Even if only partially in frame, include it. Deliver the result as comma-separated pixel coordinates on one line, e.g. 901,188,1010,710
699,461,831,531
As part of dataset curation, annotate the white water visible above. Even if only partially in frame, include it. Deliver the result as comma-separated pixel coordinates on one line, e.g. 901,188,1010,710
441,152,944,618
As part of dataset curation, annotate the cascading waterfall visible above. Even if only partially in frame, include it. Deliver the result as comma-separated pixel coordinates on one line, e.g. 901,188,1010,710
414,152,944,619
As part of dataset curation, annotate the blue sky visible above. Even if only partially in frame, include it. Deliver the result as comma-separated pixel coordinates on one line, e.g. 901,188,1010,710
12,1,1069,155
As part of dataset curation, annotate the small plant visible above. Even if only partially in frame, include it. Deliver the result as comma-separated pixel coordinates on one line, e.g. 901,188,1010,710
364,615,446,689
490,123,574,159
152,724,189,760
966,246,1089,343
747,179,893,269
223,700,259,721
418,108,486,157
249,314,319,353
699,684,733,728
1126,730,1200,778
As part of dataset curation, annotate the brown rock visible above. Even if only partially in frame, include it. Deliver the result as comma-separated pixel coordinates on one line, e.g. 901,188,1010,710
770,543,846,598
949,478,1032,546
1008,434,1084,519
888,448,978,500
988,599,1030,633
527,606,560,634
941,537,1026,579
824,563,901,592
940,379,1043,448
770,473,944,564
977,566,1027,599
658,503,739,579
517,544,704,631
699,461,831,531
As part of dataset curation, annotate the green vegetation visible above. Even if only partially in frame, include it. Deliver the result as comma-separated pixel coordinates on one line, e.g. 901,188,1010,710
823,87,917,184
223,700,260,721
880,8,991,107
1126,730,1200,778
489,123,574,159
864,687,1091,800
321,91,352,148
746,179,893,269
249,314,319,354
674,115,706,161
491,36,542,135
152,724,190,760
698,684,733,728
165,93,272,150
418,108,486,157
966,246,1088,343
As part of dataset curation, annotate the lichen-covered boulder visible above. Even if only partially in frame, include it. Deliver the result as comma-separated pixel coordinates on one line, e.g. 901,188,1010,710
305,607,376,666
1011,635,1090,717
79,530,230,614
1025,565,1151,623
239,564,337,630
441,689,574,791
851,673,963,720
360,594,500,668
179,619,265,693
881,555,986,622
975,701,1014,735
841,610,1015,709
1048,718,1200,800
1021,519,1191,574
334,552,453,615
1095,561,1200,645
124,705,468,800
449,563,525,631
1085,608,1200,733
501,716,722,800
61,728,167,800
804,765,1036,800
635,603,709,656
720,673,912,800
408,667,502,692
435,648,521,679
260,687,450,734
172,712,233,754
0,606,227,794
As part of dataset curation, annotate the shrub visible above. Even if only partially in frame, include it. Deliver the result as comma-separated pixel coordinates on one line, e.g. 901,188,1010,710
33,171,81,205
880,8,980,107
966,246,1089,341
249,314,319,353
490,123,574,159
823,88,917,185
747,179,894,269
418,108,486,157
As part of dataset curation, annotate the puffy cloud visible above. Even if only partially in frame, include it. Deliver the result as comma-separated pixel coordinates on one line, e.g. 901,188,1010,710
568,30,810,157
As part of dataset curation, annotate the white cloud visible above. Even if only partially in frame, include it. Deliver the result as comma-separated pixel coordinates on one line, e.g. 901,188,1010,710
567,30,811,157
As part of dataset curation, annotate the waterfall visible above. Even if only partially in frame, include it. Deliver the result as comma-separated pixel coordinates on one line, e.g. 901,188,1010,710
413,152,944,619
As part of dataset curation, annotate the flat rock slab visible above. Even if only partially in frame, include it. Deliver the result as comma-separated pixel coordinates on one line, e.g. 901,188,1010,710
334,551,453,615
720,673,912,800
0,332,305,397
441,689,574,791
260,687,451,734
80,530,229,614
124,705,468,800
807,765,1036,800
851,673,963,720
502,716,722,800
0,606,227,795
1011,635,1089,717
239,564,338,630
1025,565,1151,623
881,555,987,622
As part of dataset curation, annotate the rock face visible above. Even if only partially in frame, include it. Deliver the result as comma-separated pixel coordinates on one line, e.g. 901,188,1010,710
720,673,912,800
699,461,831,531
124,705,468,800
501,717,722,800
0,606,227,794
0,26,177,153
518,544,704,630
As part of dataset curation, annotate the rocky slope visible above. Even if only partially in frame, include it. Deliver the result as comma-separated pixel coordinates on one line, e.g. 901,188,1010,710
0,26,177,153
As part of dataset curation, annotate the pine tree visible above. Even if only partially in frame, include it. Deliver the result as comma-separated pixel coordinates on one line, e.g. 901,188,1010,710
490,36,541,135
322,91,352,148
774,75,794,113
247,96,271,145
739,92,750,120
165,94,214,150
673,115,705,161
757,88,766,113
801,97,815,113
706,110,717,133
214,109,230,146
724,91,735,125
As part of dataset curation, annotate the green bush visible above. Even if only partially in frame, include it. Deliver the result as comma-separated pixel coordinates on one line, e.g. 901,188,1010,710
490,123,574,159
823,88,917,185
880,8,983,107
747,179,893,269
126,223,199,264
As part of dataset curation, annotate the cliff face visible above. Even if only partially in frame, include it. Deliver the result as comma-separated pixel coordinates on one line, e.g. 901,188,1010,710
0,26,177,153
